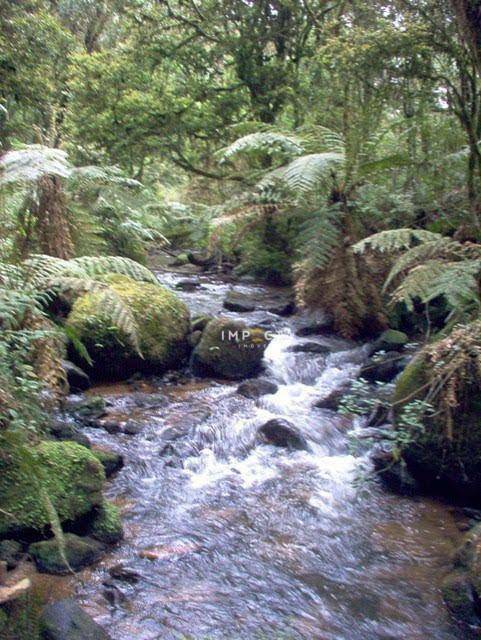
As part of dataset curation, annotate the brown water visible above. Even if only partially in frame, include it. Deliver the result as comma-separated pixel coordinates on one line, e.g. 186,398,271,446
69,271,467,639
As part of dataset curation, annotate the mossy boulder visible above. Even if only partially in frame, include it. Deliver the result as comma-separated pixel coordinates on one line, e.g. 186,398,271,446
90,503,123,545
192,318,268,380
29,534,105,574
92,448,124,477
66,274,190,380
0,441,105,538
392,352,481,501
442,523,481,627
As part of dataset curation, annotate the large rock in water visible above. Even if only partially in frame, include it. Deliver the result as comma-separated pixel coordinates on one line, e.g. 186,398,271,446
441,523,481,628
192,318,268,380
66,274,190,380
0,441,105,538
29,534,105,574
392,343,481,501
258,419,310,451
40,599,111,640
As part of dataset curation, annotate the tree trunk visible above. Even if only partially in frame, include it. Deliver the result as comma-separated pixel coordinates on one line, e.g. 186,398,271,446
33,175,74,259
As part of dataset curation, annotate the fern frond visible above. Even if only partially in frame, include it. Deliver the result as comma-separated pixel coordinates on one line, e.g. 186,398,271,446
265,152,344,193
384,237,464,290
52,277,142,355
219,132,304,164
0,145,71,185
68,165,142,189
70,256,158,284
22,255,85,287
391,259,481,311
353,228,443,254
296,205,342,270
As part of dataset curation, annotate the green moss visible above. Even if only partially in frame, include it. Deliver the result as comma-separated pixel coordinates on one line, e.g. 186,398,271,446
0,441,105,537
392,355,427,408
29,534,105,574
193,318,268,380
66,274,190,378
441,572,477,625
90,502,123,544
0,609,7,633
91,448,123,477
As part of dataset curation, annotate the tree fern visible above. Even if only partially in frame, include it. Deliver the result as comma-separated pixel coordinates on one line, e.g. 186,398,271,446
71,256,159,284
391,259,481,312
352,228,443,254
384,237,465,290
219,132,304,164
264,152,344,193
296,204,342,270
0,145,72,185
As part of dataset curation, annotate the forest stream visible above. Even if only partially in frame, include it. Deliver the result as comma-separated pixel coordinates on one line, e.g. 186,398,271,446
31,266,466,640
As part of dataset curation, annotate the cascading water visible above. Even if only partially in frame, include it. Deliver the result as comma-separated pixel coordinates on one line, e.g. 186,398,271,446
74,271,467,640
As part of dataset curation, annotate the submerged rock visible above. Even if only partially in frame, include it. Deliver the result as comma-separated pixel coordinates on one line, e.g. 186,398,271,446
40,599,111,640
67,274,190,380
29,534,105,574
223,289,295,316
192,318,268,380
287,342,331,354
258,419,310,451
0,441,105,538
314,385,350,411
237,379,278,399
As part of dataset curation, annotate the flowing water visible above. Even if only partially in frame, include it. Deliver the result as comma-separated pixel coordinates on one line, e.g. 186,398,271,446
74,270,468,640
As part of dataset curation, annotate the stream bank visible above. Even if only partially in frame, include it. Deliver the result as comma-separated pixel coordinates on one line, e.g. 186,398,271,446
3,265,475,640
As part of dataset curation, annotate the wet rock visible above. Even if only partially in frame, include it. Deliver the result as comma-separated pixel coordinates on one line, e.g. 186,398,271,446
108,564,141,584
171,252,189,267
191,315,212,332
371,443,418,495
29,534,105,574
123,420,142,435
314,386,350,411
62,360,90,392
359,351,408,383
294,310,334,336
223,290,256,312
65,395,107,421
94,419,123,434
48,415,91,448
258,419,310,451
368,329,409,356
175,279,202,291
192,318,268,380
92,448,124,477
187,250,215,267
90,503,123,545
189,330,203,347
287,342,331,355
0,540,23,570
442,572,480,628
40,598,111,640
237,379,278,399
223,289,295,316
